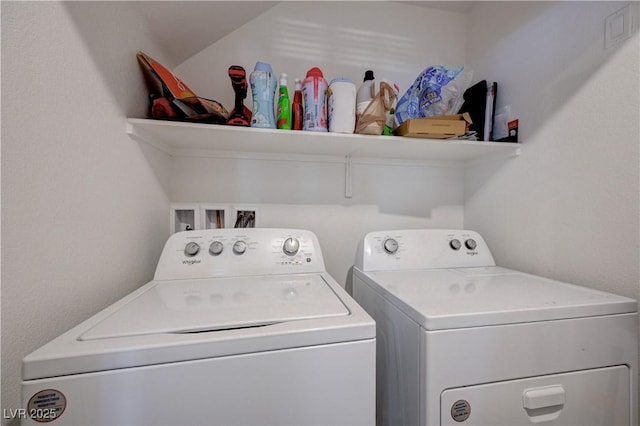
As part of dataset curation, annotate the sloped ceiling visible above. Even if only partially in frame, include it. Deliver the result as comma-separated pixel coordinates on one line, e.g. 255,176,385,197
131,1,475,66
131,1,278,65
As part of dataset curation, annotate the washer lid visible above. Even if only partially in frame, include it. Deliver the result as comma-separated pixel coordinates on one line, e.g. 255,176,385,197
81,274,348,340
362,267,637,330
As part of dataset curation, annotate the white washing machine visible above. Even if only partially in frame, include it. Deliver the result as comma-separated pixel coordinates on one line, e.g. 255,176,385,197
22,228,375,425
352,229,638,426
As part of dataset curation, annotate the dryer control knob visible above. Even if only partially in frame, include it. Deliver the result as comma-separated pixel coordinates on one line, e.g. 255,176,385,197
233,240,248,255
184,242,200,257
450,239,462,250
465,239,477,250
209,241,224,256
283,237,300,256
383,238,399,255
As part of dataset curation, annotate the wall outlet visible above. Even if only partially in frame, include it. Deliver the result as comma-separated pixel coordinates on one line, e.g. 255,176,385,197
605,3,633,50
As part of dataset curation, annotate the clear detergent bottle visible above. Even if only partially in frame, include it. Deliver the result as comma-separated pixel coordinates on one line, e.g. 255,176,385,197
249,61,277,128
302,67,328,132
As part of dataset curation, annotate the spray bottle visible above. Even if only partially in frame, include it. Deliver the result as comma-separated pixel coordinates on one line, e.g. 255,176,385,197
277,73,291,130
291,78,303,130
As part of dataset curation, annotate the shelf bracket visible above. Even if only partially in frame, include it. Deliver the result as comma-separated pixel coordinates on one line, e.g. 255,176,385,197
345,154,353,199
125,121,134,136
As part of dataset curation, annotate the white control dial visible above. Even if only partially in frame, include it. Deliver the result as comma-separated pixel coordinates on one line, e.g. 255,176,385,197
283,237,300,256
465,239,477,250
383,238,399,255
209,241,224,256
449,239,462,250
184,242,200,257
233,240,247,255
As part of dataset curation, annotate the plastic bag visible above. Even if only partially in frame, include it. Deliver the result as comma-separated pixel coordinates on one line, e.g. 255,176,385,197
355,82,396,135
395,65,473,126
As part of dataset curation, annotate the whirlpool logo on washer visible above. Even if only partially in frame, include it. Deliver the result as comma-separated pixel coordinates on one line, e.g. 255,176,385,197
182,259,201,266
467,251,478,256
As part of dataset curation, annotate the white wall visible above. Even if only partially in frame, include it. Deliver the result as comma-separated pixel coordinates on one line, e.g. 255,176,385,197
465,0,639,303
171,1,468,285
169,159,464,285
3,0,638,421
1,2,171,420
175,1,467,110
1,1,469,417
464,0,640,411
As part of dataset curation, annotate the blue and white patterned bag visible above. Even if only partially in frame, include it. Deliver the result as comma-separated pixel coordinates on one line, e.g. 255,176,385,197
395,65,472,126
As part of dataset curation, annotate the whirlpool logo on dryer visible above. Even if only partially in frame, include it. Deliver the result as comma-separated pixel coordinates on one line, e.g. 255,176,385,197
183,259,201,266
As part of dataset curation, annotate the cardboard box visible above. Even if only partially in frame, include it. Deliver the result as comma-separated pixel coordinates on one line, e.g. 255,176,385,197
394,113,472,139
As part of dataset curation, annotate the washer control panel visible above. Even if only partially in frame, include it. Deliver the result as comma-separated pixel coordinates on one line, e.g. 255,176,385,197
356,229,496,272
154,229,325,281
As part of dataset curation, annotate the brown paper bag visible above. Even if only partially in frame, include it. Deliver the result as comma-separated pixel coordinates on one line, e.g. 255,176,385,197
355,82,396,135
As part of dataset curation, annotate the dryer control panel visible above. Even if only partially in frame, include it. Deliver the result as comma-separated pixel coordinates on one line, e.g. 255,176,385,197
154,228,325,280
356,229,496,272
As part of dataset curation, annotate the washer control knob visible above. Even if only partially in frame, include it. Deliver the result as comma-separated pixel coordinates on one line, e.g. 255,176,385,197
184,242,200,257
233,240,247,255
449,239,462,250
383,238,399,255
465,239,477,250
283,237,300,256
209,241,224,256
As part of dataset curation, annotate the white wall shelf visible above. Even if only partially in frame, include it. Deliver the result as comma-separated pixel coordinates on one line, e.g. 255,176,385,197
126,118,521,164
127,118,521,198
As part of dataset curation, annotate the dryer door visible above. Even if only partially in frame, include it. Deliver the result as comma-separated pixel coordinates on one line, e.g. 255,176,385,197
441,366,630,425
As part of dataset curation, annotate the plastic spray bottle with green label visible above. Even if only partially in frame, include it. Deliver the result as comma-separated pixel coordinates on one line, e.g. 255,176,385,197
277,73,291,130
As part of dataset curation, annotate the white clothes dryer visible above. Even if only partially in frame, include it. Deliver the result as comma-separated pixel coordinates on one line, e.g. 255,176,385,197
22,228,375,426
352,229,637,426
